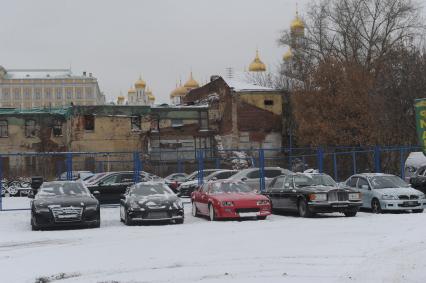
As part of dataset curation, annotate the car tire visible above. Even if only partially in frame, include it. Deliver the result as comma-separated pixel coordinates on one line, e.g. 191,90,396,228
192,202,200,217
257,216,267,220
119,204,124,222
31,217,39,231
298,199,313,218
208,204,216,221
124,210,133,226
371,198,382,214
413,209,424,213
175,218,184,224
344,211,357,217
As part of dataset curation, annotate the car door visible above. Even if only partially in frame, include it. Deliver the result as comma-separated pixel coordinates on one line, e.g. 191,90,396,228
196,183,210,215
267,176,285,209
356,177,372,208
115,173,135,198
282,176,298,211
411,167,426,193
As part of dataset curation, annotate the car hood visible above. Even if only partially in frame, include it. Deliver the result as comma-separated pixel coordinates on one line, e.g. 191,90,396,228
33,195,98,207
210,192,268,202
130,194,180,208
374,187,423,196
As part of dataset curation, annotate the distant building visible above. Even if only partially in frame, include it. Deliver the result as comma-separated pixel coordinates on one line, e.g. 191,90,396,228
127,77,156,106
0,66,105,108
169,72,200,105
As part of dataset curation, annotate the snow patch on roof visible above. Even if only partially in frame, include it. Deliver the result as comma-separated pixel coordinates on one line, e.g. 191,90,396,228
223,78,274,92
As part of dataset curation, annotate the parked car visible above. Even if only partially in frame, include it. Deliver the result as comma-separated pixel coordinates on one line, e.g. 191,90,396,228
120,182,184,225
164,173,189,192
86,171,160,203
58,171,94,181
176,169,223,197
408,165,426,194
404,152,426,182
263,173,362,217
229,167,293,191
191,180,271,221
29,181,100,230
343,173,426,213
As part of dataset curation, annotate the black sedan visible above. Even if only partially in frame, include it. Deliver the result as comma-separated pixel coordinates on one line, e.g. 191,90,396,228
120,182,184,225
30,181,100,230
262,173,362,217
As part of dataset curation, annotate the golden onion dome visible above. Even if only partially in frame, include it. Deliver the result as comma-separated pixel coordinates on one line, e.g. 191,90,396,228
248,50,266,72
183,72,200,89
128,86,136,94
146,87,155,101
291,13,305,34
134,76,146,89
283,49,293,61
170,83,188,97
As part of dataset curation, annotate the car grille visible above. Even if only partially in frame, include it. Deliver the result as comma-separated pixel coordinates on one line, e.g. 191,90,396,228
328,190,348,202
146,211,169,219
399,195,409,200
51,207,83,222
235,208,260,213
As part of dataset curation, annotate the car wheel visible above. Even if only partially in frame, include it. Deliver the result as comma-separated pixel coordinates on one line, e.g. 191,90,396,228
119,205,124,222
31,217,39,231
298,199,313,218
208,204,216,221
191,202,199,217
124,209,133,226
175,218,184,224
344,211,357,217
371,198,382,214
413,209,424,213
257,216,267,220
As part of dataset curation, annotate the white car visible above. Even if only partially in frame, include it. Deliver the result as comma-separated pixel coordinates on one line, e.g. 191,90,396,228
343,173,426,213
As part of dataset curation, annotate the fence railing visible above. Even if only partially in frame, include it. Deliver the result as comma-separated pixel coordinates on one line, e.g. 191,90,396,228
0,145,422,210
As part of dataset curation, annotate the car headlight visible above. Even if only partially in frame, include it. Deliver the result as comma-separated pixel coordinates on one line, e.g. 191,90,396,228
418,194,425,199
381,194,398,200
85,204,98,211
257,200,270,206
309,193,327,201
34,206,49,213
348,193,361,201
221,201,234,207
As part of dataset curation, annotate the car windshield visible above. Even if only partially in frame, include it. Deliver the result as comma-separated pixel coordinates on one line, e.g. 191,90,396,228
85,173,107,184
369,176,410,189
37,182,90,198
310,174,337,186
130,184,174,196
293,175,315,187
210,182,254,194
207,171,237,180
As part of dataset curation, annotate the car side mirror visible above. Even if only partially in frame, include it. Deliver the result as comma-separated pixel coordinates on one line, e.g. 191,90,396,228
93,190,100,197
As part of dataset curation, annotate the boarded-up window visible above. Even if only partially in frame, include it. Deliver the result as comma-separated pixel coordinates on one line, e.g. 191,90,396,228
52,119,62,136
25,119,36,137
131,116,141,131
0,120,8,137
199,111,208,130
84,115,94,131
264,100,274,106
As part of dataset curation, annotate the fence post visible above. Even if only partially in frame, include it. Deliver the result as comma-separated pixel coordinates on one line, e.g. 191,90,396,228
197,150,204,186
177,159,182,173
333,153,338,181
215,158,220,169
66,152,73,181
133,152,141,183
400,148,405,179
374,146,381,173
352,151,357,174
258,148,265,192
0,155,2,211
317,147,324,173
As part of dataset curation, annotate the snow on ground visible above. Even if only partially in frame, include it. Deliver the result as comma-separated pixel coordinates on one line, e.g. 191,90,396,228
1,198,426,283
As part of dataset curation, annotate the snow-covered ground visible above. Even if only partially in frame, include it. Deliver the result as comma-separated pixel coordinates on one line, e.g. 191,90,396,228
1,198,425,283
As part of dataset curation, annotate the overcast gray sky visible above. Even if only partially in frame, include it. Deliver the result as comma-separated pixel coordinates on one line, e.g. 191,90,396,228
0,0,312,103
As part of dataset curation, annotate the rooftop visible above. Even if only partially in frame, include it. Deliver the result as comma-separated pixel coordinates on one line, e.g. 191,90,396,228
222,78,275,92
1,68,96,80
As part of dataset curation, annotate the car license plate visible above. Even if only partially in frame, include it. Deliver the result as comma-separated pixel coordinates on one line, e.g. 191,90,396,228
239,212,258,217
148,212,168,219
57,214,78,219
332,204,348,208
404,201,418,207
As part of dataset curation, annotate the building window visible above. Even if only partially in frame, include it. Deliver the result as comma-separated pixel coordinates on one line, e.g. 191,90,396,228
84,115,94,131
25,119,36,137
66,88,73,100
55,88,62,100
0,120,8,137
34,88,42,100
264,100,274,106
2,89,10,100
23,88,31,99
199,111,208,130
131,116,141,131
76,88,83,99
45,88,52,100
13,88,21,100
52,119,62,136
85,87,93,99
171,119,183,128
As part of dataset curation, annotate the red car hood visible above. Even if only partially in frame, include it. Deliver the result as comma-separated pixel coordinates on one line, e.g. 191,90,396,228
210,193,268,202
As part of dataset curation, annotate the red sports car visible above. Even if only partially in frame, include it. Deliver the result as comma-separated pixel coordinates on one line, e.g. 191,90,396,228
191,180,271,221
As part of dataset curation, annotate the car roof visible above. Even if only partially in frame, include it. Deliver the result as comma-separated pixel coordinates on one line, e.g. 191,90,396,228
351,173,395,178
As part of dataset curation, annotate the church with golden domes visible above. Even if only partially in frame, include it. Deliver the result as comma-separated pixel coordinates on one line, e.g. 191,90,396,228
283,10,305,62
170,72,200,105
126,76,156,106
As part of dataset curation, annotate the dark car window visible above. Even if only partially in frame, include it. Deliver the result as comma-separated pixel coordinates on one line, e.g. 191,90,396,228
311,174,337,186
347,177,358,187
37,182,90,198
119,173,134,183
357,178,369,189
369,176,409,189
246,170,260,179
211,171,236,180
100,174,120,185
210,182,253,194
264,169,283,178
293,175,314,187
271,176,285,191
130,184,173,196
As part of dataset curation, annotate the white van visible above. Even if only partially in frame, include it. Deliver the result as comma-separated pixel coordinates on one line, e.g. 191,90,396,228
404,152,426,182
